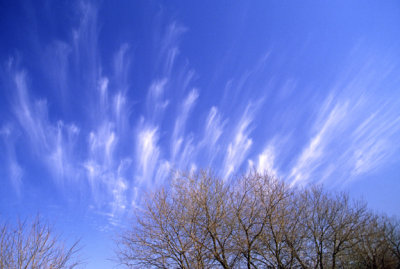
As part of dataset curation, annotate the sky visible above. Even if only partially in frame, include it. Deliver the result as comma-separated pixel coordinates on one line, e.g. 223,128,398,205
1,0,400,268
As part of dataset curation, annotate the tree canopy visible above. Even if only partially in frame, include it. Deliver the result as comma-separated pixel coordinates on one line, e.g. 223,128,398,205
116,171,400,269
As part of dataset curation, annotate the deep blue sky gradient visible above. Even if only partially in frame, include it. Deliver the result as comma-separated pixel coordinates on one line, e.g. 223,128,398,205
1,1,400,267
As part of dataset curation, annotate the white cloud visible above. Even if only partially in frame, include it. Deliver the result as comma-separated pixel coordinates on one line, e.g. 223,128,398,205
11,70,82,186
49,122,66,181
9,161,23,195
174,137,195,171
171,89,198,163
135,125,161,185
111,159,131,212
88,122,117,167
289,101,348,185
352,139,388,175
1,2,137,224
201,107,225,151
146,79,169,121
348,108,400,177
113,92,127,126
247,138,281,179
289,81,400,186
154,160,172,186
159,22,187,76
72,1,98,84
113,44,130,91
256,144,278,177
1,125,23,195
13,71,49,152
47,121,80,184
223,105,254,179
98,77,109,109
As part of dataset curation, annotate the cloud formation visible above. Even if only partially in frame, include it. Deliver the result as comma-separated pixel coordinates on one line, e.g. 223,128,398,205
1,1,400,229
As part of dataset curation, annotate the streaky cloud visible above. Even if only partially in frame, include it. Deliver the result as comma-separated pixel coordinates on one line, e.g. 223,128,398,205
199,106,226,165
0,125,23,195
289,100,348,186
254,144,279,177
146,79,169,122
72,1,99,86
113,44,131,92
223,104,255,179
11,68,81,186
47,121,80,184
289,51,400,186
135,123,161,186
171,89,199,163
159,22,187,76
13,71,49,152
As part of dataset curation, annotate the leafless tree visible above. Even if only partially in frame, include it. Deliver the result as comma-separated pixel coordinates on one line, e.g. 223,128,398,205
187,172,238,268
0,216,81,269
348,215,400,269
386,218,400,264
116,171,295,268
293,186,370,269
116,171,234,268
116,170,400,269
231,172,295,268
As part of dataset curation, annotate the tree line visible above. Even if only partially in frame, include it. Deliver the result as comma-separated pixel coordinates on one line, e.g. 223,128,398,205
1,171,399,268
116,171,400,269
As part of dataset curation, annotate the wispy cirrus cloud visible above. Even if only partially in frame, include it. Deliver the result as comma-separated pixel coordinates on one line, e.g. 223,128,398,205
171,89,198,166
13,71,49,152
158,22,187,76
197,106,226,166
2,1,399,232
135,123,161,186
248,142,279,178
113,44,131,92
72,1,99,86
344,110,400,182
48,121,80,183
223,104,256,179
202,107,224,148
288,52,400,186
0,125,23,195
132,19,196,187
145,79,169,122
289,100,349,185
10,68,81,185
134,78,169,187
2,2,134,224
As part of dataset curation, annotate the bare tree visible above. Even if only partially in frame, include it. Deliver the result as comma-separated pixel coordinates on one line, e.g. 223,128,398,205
231,172,295,268
231,172,270,268
116,171,295,268
348,215,400,269
289,186,371,269
386,218,400,264
188,172,238,269
0,216,81,269
116,171,230,268
116,187,195,268
116,170,400,269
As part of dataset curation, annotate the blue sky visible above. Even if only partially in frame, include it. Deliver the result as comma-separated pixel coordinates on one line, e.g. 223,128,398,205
1,0,400,267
